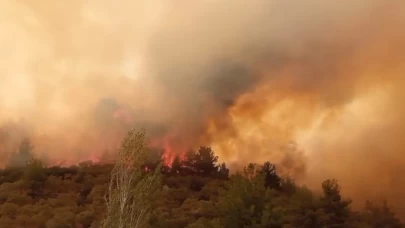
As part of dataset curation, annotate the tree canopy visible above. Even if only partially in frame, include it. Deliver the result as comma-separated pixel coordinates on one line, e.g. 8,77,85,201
0,133,403,228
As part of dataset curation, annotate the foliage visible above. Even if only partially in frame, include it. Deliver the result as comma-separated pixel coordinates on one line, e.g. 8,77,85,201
355,201,403,228
260,161,281,190
182,147,219,176
23,158,46,198
320,179,352,227
0,133,403,227
102,129,162,228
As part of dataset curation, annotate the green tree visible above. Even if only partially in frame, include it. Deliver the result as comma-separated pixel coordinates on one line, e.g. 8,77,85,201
23,158,46,198
260,161,281,190
183,147,219,176
320,179,352,228
217,169,267,228
218,163,229,179
102,129,162,228
358,200,403,228
287,186,329,228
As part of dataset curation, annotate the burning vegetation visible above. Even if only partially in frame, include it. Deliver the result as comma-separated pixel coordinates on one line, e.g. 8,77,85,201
1,0,405,222
0,129,403,227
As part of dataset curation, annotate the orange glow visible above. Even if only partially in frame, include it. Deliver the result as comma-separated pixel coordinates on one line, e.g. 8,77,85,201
149,131,189,167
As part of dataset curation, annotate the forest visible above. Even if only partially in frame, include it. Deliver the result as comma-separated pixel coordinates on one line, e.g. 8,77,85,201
0,130,403,228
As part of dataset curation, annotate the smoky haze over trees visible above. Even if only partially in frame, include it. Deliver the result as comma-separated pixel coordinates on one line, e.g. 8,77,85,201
0,129,403,227
0,0,405,225
8,138,35,167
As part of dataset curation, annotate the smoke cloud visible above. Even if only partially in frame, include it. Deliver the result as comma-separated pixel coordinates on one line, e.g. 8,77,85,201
1,0,405,216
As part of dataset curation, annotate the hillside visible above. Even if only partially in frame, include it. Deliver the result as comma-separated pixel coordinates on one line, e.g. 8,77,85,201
0,146,403,228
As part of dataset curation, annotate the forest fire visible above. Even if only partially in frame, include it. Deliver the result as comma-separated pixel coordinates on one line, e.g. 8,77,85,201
149,136,178,167
1,0,405,218
149,132,192,167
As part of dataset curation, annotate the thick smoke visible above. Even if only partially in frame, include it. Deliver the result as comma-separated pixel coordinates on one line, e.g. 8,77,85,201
1,0,405,216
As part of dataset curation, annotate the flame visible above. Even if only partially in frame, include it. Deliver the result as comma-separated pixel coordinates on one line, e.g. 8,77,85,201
150,132,189,167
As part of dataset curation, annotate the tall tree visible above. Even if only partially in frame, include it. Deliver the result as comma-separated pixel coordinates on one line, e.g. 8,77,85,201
218,163,229,179
320,179,352,228
195,147,219,176
102,129,162,228
183,147,219,176
260,161,281,190
8,138,34,167
217,168,267,228
23,158,46,198
357,200,403,228
170,155,182,175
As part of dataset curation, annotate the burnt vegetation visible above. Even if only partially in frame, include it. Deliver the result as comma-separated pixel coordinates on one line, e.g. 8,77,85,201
0,139,403,228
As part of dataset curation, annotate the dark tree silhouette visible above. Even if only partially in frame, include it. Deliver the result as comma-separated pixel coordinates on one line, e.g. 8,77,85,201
8,138,35,167
218,162,229,179
260,161,281,190
23,158,46,198
183,147,219,176
170,155,182,175
360,200,403,228
320,179,352,228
